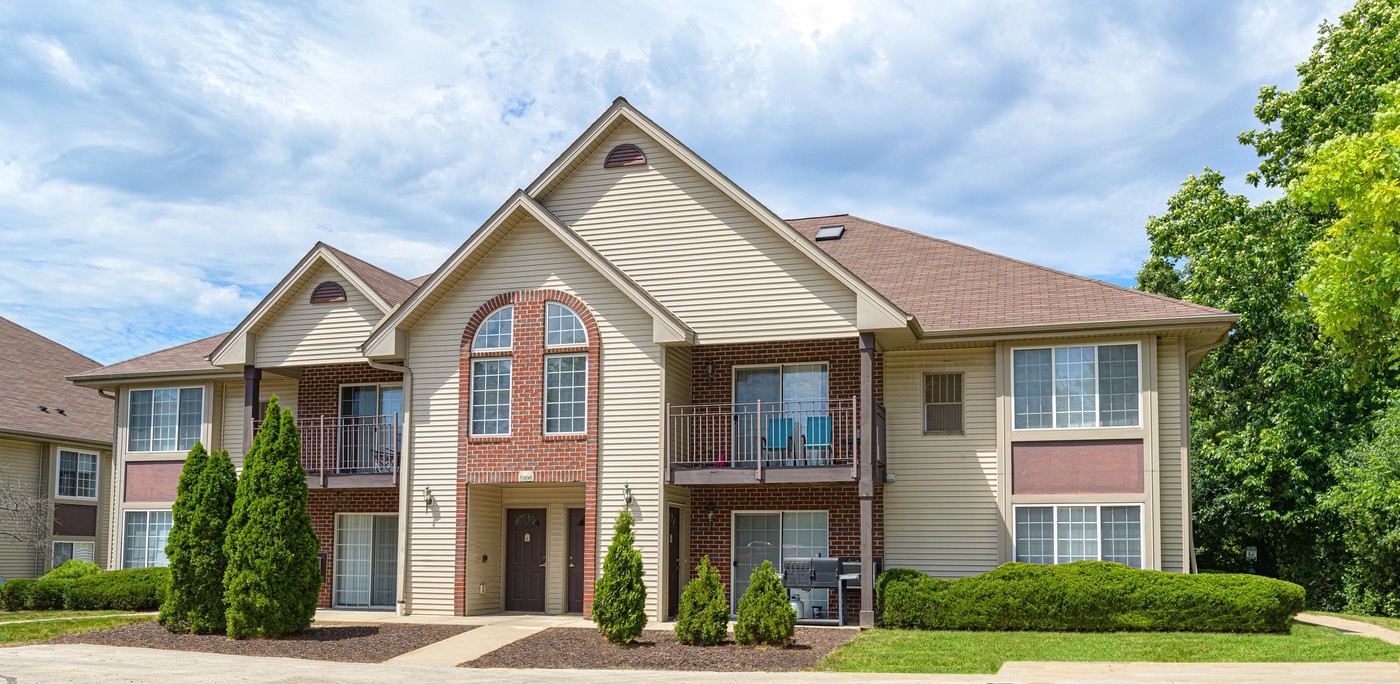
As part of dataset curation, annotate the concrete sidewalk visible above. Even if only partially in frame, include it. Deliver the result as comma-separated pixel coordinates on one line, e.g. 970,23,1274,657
1296,613,1400,646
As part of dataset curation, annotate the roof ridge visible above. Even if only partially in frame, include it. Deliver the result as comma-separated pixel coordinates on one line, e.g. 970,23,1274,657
784,213,851,222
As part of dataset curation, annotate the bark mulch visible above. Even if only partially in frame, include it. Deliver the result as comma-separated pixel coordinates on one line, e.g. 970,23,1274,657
462,627,857,672
50,620,472,663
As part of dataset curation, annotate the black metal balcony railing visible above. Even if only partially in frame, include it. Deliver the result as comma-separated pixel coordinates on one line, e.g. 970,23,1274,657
666,399,859,480
253,414,400,485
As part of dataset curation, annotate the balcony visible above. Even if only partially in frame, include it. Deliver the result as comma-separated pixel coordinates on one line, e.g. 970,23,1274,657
254,414,400,489
666,399,863,485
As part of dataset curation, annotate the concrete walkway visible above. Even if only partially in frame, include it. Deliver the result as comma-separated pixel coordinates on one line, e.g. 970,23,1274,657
0,612,153,626
1296,612,1400,646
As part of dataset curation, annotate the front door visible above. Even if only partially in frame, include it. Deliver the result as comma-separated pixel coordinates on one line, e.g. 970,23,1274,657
667,507,682,619
506,509,546,612
567,508,585,614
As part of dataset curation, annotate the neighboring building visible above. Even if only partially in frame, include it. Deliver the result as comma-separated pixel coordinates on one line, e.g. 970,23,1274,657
0,317,114,581
70,99,1235,625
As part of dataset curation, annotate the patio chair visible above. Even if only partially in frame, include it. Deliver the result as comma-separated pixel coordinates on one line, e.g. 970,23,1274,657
803,414,833,466
761,416,794,467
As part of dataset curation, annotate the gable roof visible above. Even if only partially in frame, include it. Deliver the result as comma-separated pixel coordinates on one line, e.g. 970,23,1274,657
322,245,418,307
69,332,229,384
788,215,1235,337
1,317,112,445
363,191,694,357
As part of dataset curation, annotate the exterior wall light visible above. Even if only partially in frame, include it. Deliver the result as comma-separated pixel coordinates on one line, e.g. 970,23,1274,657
623,483,634,506
424,486,434,507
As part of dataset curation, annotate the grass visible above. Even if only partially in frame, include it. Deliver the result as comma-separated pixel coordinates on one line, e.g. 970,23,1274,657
816,623,1400,674
1314,612,1400,632
0,615,153,646
0,610,131,624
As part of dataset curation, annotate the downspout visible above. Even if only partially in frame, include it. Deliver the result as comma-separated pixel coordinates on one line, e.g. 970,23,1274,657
367,359,413,615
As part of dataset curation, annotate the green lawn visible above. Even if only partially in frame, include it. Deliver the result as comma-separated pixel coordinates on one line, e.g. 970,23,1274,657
816,624,1400,674
1314,612,1400,632
0,615,153,646
0,610,130,624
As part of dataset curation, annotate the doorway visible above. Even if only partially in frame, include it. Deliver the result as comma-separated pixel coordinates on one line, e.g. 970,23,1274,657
667,507,681,619
505,509,547,612
567,508,585,614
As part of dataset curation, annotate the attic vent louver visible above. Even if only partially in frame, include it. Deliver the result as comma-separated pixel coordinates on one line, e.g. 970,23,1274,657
815,225,845,241
604,143,646,168
310,281,347,304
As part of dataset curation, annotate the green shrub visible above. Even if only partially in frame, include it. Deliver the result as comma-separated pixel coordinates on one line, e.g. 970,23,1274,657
592,508,647,644
734,560,795,646
0,578,35,611
675,556,728,645
159,441,209,633
161,444,237,634
66,567,170,611
27,578,74,610
881,561,1305,633
43,560,101,581
876,567,926,624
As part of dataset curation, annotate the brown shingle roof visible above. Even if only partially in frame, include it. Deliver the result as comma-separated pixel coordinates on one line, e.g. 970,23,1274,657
70,332,228,382
321,244,418,307
787,215,1231,334
0,317,112,444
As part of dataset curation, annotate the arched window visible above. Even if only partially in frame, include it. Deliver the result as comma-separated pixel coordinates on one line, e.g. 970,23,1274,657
545,302,587,347
472,305,514,351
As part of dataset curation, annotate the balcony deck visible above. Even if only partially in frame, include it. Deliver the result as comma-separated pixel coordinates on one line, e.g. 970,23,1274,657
254,414,400,488
666,399,861,485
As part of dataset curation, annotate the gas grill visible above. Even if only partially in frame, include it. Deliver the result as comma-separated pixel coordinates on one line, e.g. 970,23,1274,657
780,556,881,625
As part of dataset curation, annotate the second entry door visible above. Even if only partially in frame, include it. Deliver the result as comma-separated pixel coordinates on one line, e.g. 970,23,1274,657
506,509,547,612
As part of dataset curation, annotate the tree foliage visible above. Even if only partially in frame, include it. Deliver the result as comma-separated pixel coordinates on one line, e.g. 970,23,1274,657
1320,398,1400,617
159,441,208,633
186,448,236,633
592,507,647,644
674,556,728,646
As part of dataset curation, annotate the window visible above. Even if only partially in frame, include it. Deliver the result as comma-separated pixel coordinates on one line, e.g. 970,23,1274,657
1013,504,1142,568
472,305,514,351
339,384,403,472
1012,344,1139,429
123,510,173,568
545,302,587,347
732,511,829,617
128,387,204,452
56,449,98,499
333,514,397,608
470,358,512,435
545,354,587,434
53,541,95,567
923,372,963,434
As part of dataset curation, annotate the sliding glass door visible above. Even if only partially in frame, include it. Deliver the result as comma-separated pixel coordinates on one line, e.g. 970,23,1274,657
333,514,398,608
731,511,830,618
733,364,828,466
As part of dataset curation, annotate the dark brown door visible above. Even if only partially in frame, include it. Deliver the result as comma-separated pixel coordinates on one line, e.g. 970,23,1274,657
667,507,682,619
506,509,546,612
567,508,585,614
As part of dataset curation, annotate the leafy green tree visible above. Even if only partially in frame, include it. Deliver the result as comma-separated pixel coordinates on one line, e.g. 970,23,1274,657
185,448,237,633
674,556,728,646
733,560,793,646
159,441,208,633
223,398,322,639
591,508,647,644
1321,398,1400,617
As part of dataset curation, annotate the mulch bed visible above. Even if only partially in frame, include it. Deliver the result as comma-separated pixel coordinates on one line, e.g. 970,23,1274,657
50,620,472,663
462,627,857,671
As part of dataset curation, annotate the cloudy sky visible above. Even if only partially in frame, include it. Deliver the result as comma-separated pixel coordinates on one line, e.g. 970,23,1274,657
0,0,1348,364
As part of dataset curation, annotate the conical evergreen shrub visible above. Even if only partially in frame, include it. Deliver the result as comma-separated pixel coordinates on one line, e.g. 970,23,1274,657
734,560,794,646
159,441,208,633
674,555,729,645
592,508,647,644
223,398,323,639
185,448,236,633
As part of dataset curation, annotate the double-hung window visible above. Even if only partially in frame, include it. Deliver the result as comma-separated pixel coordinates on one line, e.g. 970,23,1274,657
470,305,514,436
123,510,174,568
544,354,587,434
1014,504,1143,567
1012,343,1139,429
128,387,204,452
53,541,95,566
56,449,98,499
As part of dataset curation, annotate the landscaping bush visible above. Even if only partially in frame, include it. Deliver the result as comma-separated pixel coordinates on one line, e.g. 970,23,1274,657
0,578,35,611
27,578,74,610
44,560,101,581
734,560,794,646
592,507,647,644
161,443,237,634
159,441,209,633
66,567,170,611
876,567,926,624
880,561,1305,633
675,556,728,646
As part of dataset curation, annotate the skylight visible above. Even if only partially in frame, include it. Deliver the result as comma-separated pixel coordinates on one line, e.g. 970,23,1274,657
815,225,845,241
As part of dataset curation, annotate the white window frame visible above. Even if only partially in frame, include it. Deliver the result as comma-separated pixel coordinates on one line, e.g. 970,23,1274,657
544,301,588,348
53,540,95,567
126,385,205,452
729,509,830,613
54,449,99,500
1011,503,1145,567
472,305,515,352
332,512,398,609
469,357,512,437
1010,341,1143,431
122,509,174,569
543,353,588,435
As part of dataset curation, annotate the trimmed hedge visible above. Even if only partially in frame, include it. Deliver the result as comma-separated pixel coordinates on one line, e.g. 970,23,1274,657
880,561,1305,633
27,578,74,610
44,560,101,581
876,567,925,623
66,567,170,611
0,578,35,611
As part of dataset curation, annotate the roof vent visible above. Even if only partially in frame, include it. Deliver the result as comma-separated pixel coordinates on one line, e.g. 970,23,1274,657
815,225,845,241
604,143,646,168
310,281,347,304
38,405,48,413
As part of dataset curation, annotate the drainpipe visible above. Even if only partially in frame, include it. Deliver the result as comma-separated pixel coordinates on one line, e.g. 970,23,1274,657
367,359,413,615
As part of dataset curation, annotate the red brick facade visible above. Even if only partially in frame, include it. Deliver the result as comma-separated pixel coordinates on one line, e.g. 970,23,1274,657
295,363,407,421
307,488,400,608
689,337,882,406
454,290,601,615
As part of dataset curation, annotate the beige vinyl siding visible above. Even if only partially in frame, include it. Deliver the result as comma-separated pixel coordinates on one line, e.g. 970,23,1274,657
465,485,502,615
1157,336,1185,572
406,218,663,616
217,378,298,468
541,121,857,344
253,264,381,367
0,437,44,579
883,348,1000,576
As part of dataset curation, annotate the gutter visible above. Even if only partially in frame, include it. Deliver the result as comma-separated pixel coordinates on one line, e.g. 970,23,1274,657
913,314,1240,346
366,358,413,616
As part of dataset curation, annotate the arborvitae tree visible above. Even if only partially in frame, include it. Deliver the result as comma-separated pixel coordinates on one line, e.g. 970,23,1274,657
185,448,237,633
591,508,647,644
674,555,729,646
158,441,208,633
223,398,322,639
734,560,794,646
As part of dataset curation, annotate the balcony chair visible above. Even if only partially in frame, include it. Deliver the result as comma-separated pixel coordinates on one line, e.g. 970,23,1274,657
803,414,833,466
761,416,795,467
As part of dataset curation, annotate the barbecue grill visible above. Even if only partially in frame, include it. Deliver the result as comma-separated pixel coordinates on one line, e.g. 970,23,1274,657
780,556,881,625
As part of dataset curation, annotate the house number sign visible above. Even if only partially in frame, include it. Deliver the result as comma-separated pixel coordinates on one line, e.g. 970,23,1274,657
518,470,535,482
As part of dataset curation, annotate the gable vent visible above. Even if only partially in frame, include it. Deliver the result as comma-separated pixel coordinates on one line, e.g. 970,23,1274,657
603,143,646,168
310,281,347,304
815,225,845,241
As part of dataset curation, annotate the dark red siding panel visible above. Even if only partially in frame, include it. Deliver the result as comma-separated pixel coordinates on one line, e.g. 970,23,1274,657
1011,439,1145,495
53,503,98,537
124,461,184,502
310,281,348,304
603,143,646,168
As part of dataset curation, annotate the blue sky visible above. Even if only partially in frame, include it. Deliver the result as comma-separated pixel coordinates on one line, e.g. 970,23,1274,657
0,0,1348,364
